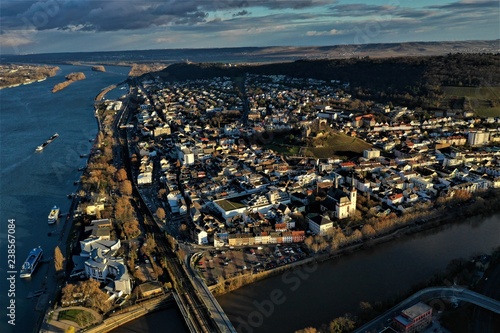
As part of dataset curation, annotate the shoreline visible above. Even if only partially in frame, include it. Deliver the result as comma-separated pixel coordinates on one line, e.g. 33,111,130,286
0,77,47,90
211,199,500,297
37,80,123,333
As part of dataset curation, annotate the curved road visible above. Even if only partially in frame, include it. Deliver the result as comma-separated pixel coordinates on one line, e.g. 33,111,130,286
355,286,500,333
473,264,500,333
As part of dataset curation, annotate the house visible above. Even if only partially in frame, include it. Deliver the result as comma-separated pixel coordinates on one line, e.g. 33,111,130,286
195,229,208,245
308,214,334,235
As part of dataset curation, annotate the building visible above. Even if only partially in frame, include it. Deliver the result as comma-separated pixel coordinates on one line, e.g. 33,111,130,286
393,302,432,333
84,248,132,295
320,182,357,220
363,148,381,159
468,131,490,146
307,214,334,235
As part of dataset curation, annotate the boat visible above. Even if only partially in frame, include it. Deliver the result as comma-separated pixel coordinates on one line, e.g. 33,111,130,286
48,205,60,224
20,247,43,278
35,133,59,152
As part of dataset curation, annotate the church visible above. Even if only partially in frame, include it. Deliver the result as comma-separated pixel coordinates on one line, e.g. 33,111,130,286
320,177,357,220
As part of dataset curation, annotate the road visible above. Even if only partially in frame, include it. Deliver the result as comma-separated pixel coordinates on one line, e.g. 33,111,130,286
355,287,500,333
472,264,500,333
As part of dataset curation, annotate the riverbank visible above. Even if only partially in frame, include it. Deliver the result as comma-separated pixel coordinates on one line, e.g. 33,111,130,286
0,64,59,89
210,190,500,297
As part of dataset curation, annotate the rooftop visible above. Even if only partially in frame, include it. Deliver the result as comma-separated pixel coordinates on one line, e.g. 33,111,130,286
402,302,432,319
215,198,247,212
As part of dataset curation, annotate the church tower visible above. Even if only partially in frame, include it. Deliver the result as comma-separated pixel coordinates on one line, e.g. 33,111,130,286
349,174,357,216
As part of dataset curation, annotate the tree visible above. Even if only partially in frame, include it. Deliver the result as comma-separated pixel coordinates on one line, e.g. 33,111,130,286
54,246,65,273
156,207,166,220
116,168,128,182
360,224,376,239
120,180,133,196
295,328,318,333
328,315,356,333
65,327,75,333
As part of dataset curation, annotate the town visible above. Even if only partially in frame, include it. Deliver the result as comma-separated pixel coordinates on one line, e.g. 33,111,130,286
43,66,500,333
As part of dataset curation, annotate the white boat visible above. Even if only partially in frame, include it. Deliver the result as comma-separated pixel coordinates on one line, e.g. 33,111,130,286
20,247,43,278
48,205,60,224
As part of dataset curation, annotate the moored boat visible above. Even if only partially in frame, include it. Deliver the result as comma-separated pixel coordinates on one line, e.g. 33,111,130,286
20,247,43,278
48,205,60,224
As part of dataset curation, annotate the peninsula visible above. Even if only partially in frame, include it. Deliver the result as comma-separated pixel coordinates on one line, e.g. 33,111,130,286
40,52,500,333
0,64,59,89
52,72,86,93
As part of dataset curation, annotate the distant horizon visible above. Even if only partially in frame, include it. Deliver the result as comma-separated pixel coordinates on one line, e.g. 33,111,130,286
1,0,498,55
3,38,499,57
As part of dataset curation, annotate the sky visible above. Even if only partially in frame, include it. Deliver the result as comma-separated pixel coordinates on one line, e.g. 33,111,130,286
0,0,499,54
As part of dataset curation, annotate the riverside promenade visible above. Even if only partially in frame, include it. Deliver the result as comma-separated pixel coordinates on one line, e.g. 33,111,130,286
40,294,173,333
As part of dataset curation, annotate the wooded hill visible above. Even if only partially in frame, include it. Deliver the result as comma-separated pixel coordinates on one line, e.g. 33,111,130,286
153,53,500,112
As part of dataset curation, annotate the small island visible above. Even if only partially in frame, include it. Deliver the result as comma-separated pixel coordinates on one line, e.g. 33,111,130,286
52,72,86,93
91,65,106,72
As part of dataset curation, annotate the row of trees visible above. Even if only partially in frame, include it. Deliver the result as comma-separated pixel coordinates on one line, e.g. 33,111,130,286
61,279,111,313
304,187,489,255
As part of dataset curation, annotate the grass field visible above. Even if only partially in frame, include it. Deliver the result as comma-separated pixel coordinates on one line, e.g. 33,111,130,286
263,131,371,158
58,309,95,326
441,86,500,117
305,133,372,158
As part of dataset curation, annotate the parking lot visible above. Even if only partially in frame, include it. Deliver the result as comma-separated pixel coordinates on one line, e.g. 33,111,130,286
193,244,308,286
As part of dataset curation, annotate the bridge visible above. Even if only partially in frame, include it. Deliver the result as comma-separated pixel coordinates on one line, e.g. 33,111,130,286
355,286,500,333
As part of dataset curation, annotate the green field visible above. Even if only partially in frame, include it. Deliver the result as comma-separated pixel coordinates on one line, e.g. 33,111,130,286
441,86,500,117
58,309,95,326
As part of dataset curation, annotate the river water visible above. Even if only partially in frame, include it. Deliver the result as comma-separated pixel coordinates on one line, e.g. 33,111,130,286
217,214,500,333
0,65,129,333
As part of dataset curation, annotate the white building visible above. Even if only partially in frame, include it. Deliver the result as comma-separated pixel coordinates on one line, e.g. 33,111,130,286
308,214,334,236
468,131,490,146
84,248,132,295
363,148,381,159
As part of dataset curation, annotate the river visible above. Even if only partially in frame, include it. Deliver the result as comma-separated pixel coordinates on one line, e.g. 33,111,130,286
217,214,500,333
0,64,130,333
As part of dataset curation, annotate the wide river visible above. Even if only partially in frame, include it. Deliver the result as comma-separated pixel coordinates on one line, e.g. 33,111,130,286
0,64,186,333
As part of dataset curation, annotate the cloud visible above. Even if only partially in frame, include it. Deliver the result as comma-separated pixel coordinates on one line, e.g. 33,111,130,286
0,0,331,32
428,0,498,10
0,31,33,47
329,4,398,17
233,10,250,17
306,29,345,36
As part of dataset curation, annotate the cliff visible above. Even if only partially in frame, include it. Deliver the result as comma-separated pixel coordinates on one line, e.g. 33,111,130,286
52,72,86,93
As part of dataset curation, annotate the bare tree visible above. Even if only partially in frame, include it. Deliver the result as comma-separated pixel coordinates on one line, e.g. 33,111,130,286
156,207,166,220
54,246,65,273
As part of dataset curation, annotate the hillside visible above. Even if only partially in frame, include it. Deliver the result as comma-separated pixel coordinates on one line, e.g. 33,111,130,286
154,53,500,113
